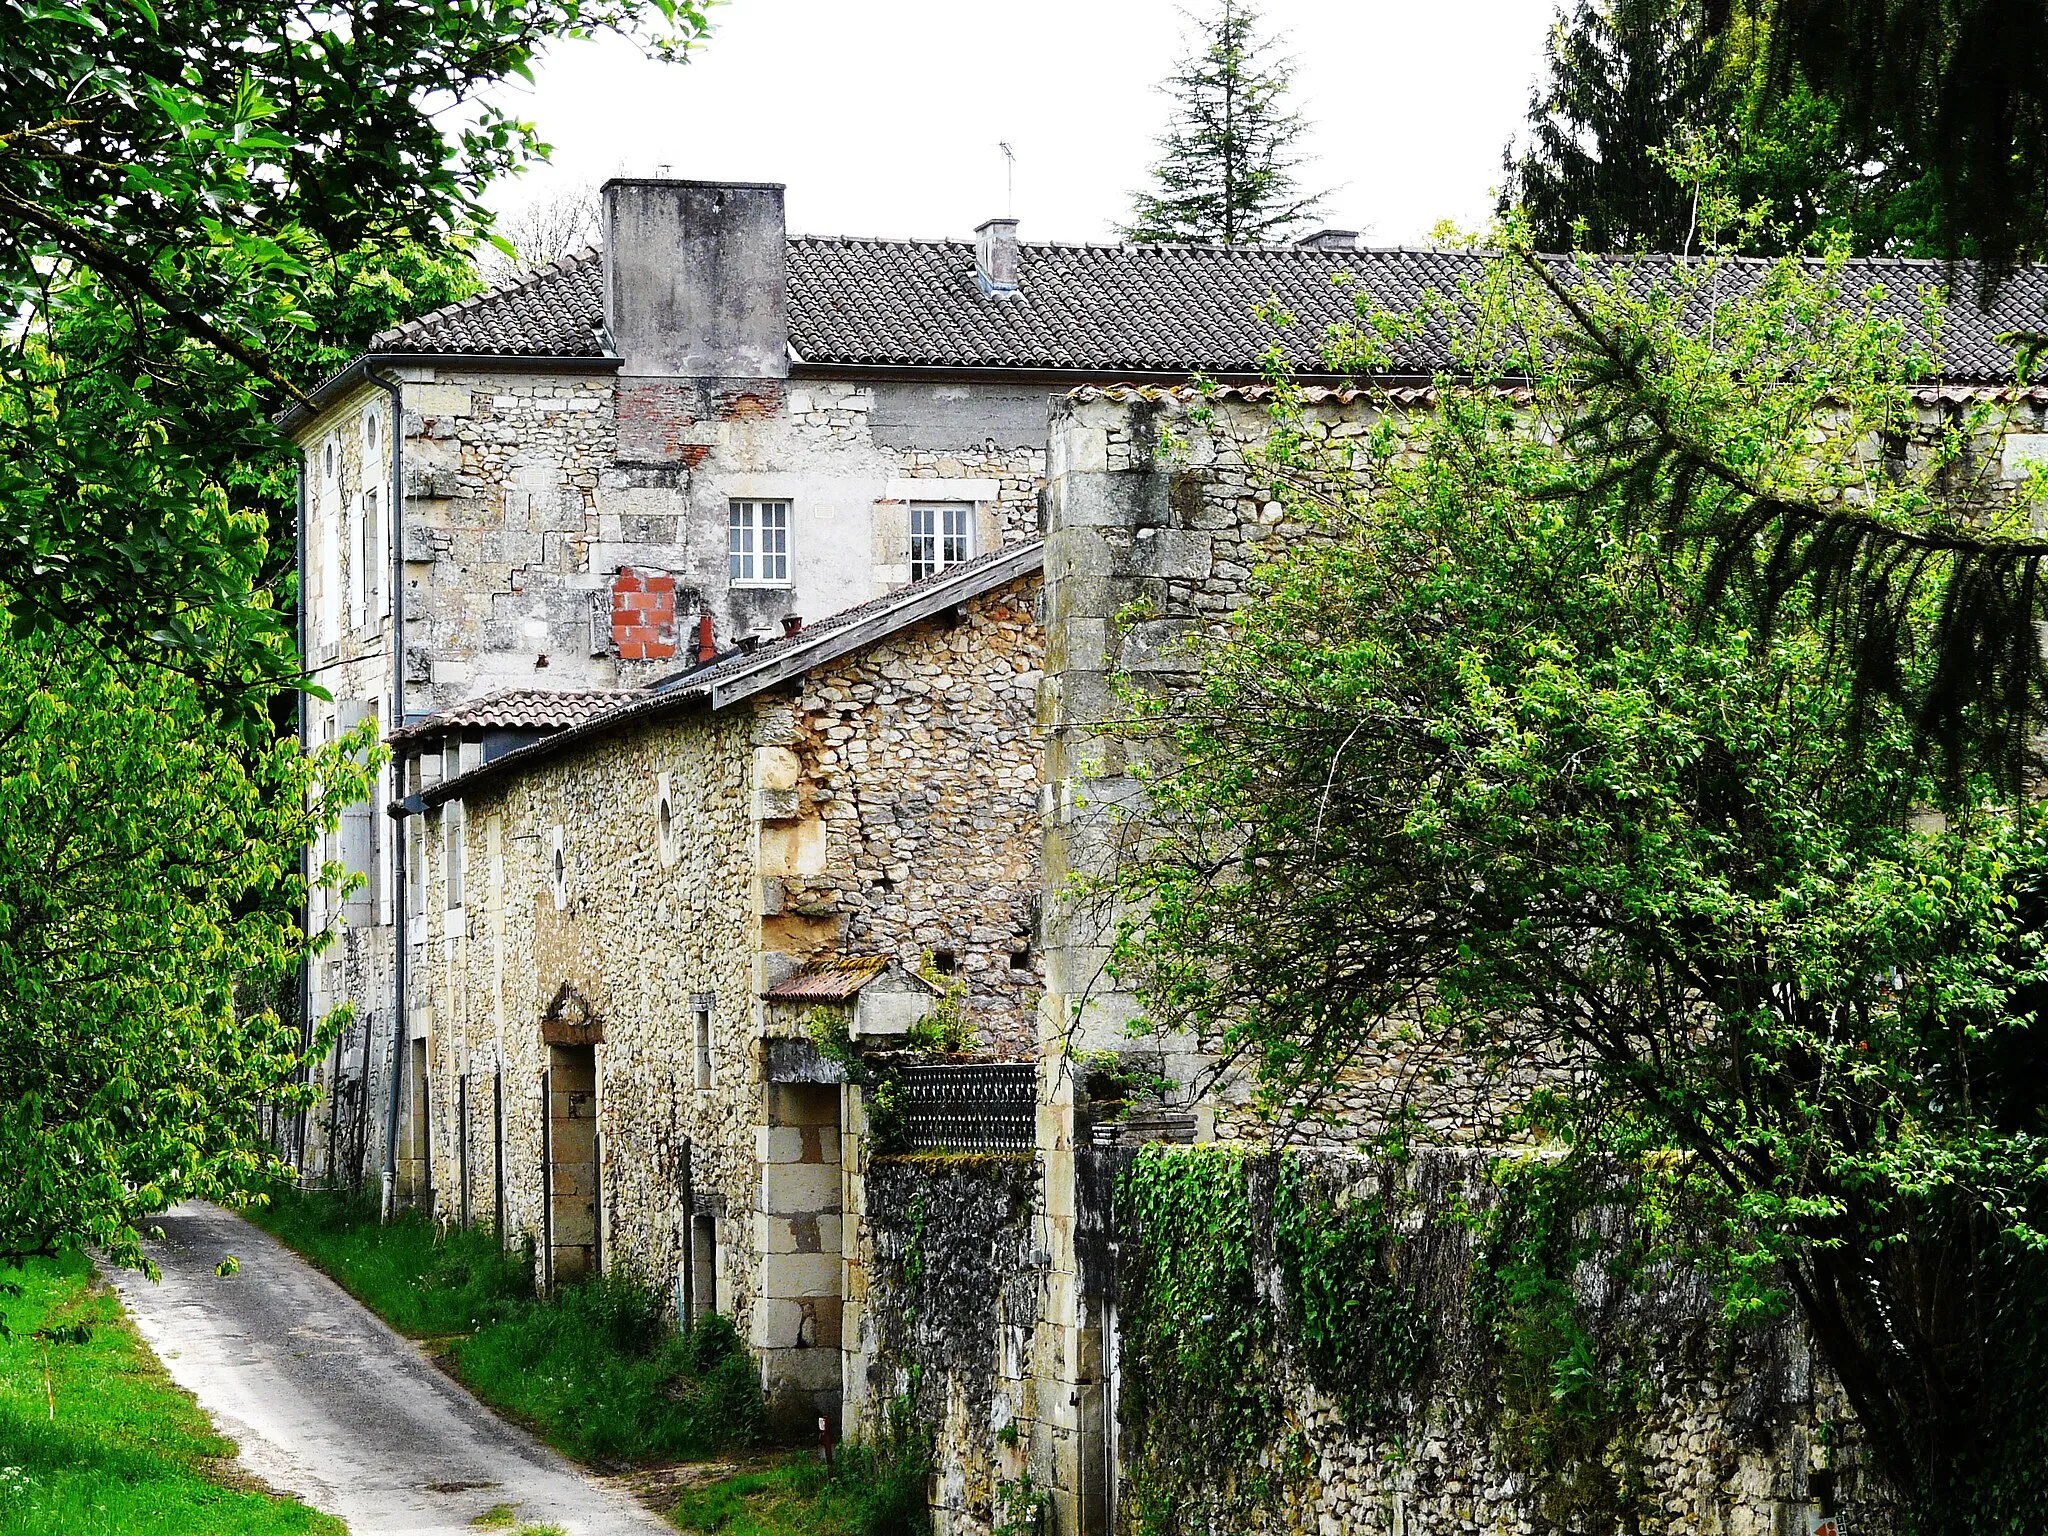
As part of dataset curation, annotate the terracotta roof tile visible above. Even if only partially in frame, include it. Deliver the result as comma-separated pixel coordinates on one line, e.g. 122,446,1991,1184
763,956,893,1003
389,688,643,745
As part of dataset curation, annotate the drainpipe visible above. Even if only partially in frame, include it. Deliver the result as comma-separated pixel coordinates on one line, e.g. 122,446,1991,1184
294,450,315,1178
367,364,409,1223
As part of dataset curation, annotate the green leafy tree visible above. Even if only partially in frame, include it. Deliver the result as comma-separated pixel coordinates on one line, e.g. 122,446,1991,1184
1124,0,1325,246
1103,252,2048,1529
1504,0,1941,257
1504,0,1728,251
0,630,374,1271
1708,0,2048,282
0,0,709,691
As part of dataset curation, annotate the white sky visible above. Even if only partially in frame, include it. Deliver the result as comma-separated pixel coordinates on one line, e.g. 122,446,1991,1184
481,0,1560,247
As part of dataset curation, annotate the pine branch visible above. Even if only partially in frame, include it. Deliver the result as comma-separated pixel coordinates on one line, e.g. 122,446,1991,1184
1525,248,2048,790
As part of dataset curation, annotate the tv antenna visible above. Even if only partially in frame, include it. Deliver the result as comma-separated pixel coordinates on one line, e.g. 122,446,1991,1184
999,142,1016,219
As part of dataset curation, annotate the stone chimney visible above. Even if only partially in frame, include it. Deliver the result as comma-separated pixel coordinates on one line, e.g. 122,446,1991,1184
1295,228,1361,251
601,178,789,379
975,218,1021,298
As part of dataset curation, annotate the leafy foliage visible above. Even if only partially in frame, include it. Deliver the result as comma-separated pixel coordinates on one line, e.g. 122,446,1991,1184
0,633,371,1270
1709,0,2048,284
1105,251,2048,1531
0,0,708,687
1505,0,1944,258
1123,0,1324,246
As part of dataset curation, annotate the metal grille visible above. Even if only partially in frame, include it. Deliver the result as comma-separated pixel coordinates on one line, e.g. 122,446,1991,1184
898,1062,1037,1152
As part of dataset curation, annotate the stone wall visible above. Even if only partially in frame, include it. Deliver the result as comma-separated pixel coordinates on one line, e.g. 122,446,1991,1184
1105,1147,1889,1536
774,574,1046,1056
853,1152,1045,1536
420,703,762,1323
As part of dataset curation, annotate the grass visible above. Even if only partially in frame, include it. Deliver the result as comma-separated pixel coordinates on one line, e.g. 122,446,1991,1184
0,1250,342,1536
248,1186,765,1465
668,1434,932,1536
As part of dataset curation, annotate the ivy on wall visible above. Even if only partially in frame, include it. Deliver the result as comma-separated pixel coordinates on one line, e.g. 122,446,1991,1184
1116,1147,1434,1533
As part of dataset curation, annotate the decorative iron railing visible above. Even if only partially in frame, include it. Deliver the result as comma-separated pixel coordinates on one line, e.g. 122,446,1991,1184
897,1062,1037,1152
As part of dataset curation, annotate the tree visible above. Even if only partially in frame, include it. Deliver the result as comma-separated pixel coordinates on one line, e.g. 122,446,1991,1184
1708,0,2048,283
1102,253,2048,1530
482,182,604,282
0,630,373,1271
1124,0,1325,246
1504,0,1728,252
0,0,710,692
1503,0,1941,257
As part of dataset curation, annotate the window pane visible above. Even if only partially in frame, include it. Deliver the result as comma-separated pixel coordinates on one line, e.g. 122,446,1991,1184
728,502,753,581
762,502,788,583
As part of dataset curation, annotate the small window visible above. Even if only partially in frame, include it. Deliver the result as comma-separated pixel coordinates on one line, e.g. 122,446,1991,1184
656,773,677,865
729,500,791,585
931,948,958,975
910,504,973,582
323,440,336,483
366,412,380,455
363,486,382,620
550,827,568,911
690,1211,718,1319
694,1006,713,1089
444,800,465,913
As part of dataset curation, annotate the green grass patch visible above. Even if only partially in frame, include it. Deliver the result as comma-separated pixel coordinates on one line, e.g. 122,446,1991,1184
668,1435,932,1536
248,1187,765,1464
0,1250,341,1536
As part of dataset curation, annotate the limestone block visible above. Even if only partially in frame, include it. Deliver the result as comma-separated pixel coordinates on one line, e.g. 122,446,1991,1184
761,1250,842,1298
411,383,476,418
755,746,802,790
761,1160,841,1215
2004,432,2048,481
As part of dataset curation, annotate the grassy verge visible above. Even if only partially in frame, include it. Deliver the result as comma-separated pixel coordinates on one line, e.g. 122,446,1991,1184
0,1250,341,1536
247,1186,763,1465
667,1439,932,1536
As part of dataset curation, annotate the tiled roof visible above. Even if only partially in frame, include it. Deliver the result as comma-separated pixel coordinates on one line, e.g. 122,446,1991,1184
372,252,608,357
369,239,2048,384
763,956,892,1003
388,688,642,745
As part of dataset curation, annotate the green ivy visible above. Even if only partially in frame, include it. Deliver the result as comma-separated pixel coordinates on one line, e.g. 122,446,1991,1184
1117,1146,1278,1535
1271,1157,1428,1422
1467,1156,1654,1536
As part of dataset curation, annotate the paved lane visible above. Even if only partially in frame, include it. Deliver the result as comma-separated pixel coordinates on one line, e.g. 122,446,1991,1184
102,1201,673,1536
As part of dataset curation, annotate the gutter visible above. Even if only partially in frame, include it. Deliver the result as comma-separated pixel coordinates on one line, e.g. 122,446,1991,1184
367,363,410,1224
294,452,314,1178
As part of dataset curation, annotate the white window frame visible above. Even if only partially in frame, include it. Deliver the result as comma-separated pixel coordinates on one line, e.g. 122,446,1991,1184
909,502,975,582
728,499,791,587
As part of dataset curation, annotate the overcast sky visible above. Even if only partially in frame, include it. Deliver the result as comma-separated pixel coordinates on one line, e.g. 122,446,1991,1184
481,0,1561,247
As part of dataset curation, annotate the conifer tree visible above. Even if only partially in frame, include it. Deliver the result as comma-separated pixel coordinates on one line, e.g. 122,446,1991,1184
1124,0,1324,246
1502,0,1728,252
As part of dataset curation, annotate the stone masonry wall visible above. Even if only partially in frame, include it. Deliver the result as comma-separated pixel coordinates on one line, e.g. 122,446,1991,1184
1027,386,2047,1536
420,704,762,1328
769,574,1047,1056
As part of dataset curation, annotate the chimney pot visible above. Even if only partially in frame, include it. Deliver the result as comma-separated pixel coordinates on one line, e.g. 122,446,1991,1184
695,609,716,665
782,614,804,638
975,218,1021,299
1296,229,1361,251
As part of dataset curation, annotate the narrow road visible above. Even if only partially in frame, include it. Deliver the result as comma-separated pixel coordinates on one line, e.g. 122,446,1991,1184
102,1201,675,1536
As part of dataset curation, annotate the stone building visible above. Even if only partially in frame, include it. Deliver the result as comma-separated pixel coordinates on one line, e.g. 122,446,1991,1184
283,175,2048,1535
